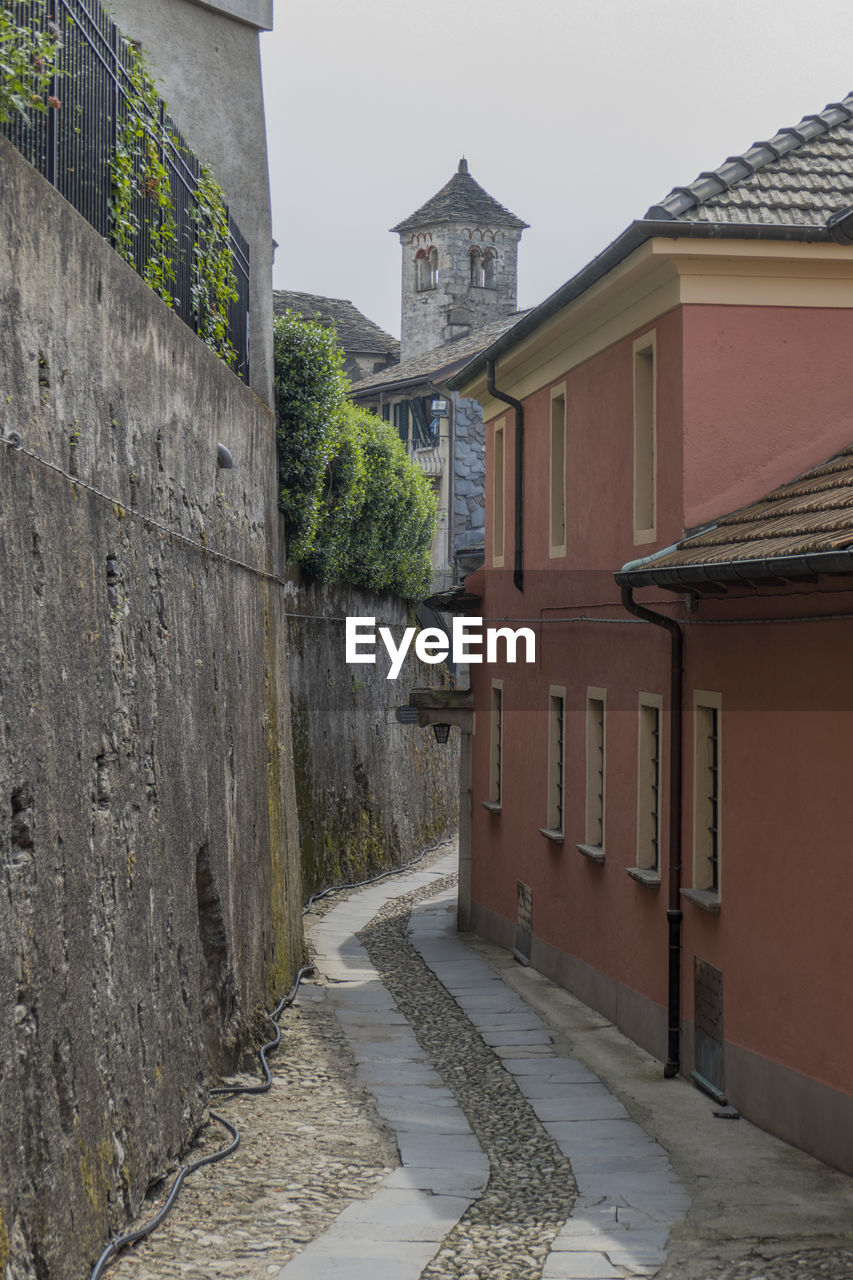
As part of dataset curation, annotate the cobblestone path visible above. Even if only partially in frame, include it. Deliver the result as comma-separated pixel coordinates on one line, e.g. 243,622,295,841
358,878,577,1280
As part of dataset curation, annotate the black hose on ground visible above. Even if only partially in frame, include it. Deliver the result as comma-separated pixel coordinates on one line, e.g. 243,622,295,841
211,964,316,1099
88,1111,239,1280
87,965,312,1279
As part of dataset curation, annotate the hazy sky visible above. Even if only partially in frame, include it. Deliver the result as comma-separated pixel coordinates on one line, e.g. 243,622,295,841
260,0,853,340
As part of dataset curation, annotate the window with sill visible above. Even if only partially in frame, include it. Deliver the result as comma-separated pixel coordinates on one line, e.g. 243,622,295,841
487,680,503,808
584,689,606,855
690,692,721,902
540,687,565,840
636,694,662,874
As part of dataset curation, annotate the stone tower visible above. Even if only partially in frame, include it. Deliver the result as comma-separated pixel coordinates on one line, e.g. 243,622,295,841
391,159,528,361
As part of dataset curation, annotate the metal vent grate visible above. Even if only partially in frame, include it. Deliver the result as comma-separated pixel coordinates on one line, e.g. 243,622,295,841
692,956,726,1102
515,881,533,965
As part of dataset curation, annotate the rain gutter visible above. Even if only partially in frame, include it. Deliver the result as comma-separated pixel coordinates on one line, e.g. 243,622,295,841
619,584,684,1078
615,545,853,591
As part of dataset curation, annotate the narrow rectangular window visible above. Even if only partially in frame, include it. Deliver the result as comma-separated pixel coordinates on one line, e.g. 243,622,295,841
585,690,606,850
393,400,410,446
637,696,663,871
633,332,656,544
489,681,503,807
544,687,566,836
493,420,505,567
549,388,566,556
693,694,721,895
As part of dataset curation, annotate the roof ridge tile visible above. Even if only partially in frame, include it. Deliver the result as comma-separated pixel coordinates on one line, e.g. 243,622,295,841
646,90,853,222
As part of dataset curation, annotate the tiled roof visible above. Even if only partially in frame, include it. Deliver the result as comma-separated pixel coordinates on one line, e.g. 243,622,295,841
349,314,526,395
619,447,853,587
391,159,528,235
273,290,400,358
647,92,853,226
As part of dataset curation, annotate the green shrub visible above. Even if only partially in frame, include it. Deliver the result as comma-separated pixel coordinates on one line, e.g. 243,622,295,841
273,311,348,559
273,313,436,602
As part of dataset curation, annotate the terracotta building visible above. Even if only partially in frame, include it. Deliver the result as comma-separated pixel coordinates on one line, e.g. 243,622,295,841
448,93,853,1173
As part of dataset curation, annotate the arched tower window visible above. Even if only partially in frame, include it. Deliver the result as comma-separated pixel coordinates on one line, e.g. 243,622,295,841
469,247,484,287
415,249,429,292
483,247,497,288
415,246,439,292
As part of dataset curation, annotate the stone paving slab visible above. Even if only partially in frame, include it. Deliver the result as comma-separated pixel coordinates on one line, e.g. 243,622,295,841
408,882,686,1279
541,1249,626,1278
275,861,484,1280
272,1240,439,1280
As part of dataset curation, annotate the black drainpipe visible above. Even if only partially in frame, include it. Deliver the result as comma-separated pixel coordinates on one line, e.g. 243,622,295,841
486,359,524,593
620,584,683,1078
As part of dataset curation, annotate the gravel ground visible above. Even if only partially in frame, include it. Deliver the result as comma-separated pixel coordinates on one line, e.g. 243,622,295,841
659,1248,853,1280
107,994,397,1280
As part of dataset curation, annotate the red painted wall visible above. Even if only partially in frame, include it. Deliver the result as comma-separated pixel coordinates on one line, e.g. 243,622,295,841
682,304,853,529
470,296,853,1120
680,608,853,1094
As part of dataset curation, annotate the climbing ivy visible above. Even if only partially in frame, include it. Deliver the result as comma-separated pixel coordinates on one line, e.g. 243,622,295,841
274,312,436,602
190,168,238,366
109,48,176,304
108,42,236,361
0,1,63,125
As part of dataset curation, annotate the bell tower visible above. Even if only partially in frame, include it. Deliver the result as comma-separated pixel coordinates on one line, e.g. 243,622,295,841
391,159,528,361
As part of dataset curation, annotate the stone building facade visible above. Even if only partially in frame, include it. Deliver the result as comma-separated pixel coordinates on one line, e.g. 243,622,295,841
351,161,527,592
392,159,527,359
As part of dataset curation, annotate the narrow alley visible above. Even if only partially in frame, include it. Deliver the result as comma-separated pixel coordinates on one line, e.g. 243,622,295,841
111,846,853,1280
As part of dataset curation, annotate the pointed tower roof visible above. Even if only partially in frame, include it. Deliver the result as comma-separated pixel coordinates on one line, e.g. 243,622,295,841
390,158,528,234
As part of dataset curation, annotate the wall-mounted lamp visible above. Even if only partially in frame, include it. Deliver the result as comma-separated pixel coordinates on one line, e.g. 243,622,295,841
217,443,234,469
430,398,448,415
432,722,452,744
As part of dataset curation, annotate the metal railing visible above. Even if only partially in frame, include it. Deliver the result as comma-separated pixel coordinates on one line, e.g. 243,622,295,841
2,0,250,383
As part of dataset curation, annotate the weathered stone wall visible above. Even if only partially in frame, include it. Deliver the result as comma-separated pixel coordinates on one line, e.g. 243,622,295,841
0,137,302,1278
453,395,486,559
399,225,522,358
284,574,459,901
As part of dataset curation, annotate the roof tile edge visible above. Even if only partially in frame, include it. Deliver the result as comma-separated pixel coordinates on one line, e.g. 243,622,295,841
646,92,853,221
